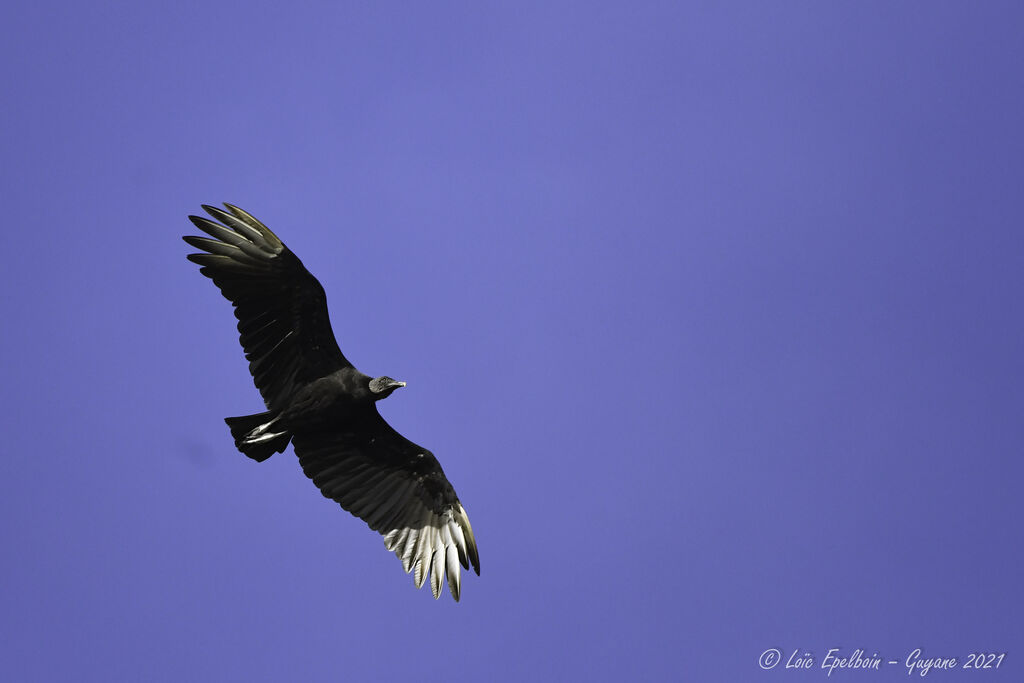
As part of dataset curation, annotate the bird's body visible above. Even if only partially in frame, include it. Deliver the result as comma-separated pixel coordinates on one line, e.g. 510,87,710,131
183,204,478,601
278,369,379,426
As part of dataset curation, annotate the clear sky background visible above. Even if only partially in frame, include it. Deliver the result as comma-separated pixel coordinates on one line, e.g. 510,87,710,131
2,2,1022,681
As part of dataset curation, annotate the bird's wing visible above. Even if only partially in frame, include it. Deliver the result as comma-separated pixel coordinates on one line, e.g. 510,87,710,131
183,204,351,409
292,409,480,601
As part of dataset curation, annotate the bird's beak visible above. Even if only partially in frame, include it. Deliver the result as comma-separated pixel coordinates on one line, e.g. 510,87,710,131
395,381,407,388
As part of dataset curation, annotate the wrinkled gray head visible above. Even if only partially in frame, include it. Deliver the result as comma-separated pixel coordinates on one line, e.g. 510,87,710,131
368,375,406,399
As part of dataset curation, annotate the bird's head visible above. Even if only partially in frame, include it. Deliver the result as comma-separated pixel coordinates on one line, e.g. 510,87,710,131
368,375,406,399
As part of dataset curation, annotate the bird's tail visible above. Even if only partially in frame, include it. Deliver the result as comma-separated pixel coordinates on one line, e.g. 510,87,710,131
224,411,291,462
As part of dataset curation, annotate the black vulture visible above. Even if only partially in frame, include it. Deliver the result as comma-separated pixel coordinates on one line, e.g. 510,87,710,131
183,204,479,601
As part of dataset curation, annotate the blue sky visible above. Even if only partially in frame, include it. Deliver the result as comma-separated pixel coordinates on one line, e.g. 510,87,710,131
2,2,1021,681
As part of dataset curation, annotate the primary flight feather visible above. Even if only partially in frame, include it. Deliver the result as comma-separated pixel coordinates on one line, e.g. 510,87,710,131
183,203,479,601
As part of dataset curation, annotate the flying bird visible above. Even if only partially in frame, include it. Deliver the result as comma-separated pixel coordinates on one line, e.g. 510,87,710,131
183,204,479,600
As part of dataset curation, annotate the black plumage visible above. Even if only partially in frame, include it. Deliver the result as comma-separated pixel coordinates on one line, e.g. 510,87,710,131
183,204,479,600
